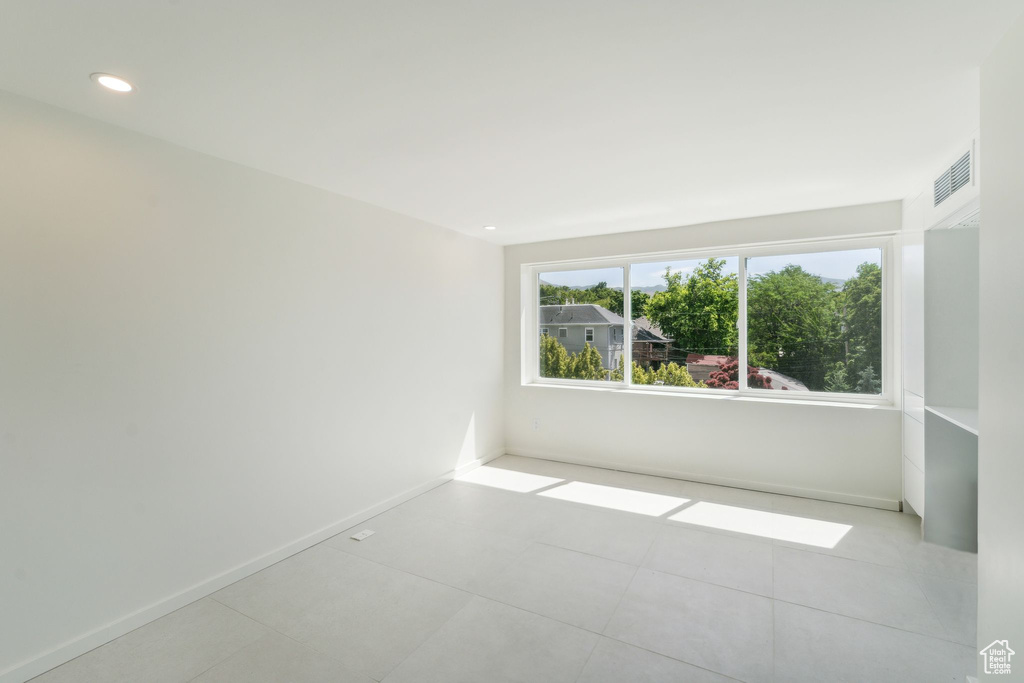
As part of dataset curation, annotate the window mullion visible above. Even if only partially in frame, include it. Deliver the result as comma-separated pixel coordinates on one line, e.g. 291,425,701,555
738,254,748,392
623,263,632,386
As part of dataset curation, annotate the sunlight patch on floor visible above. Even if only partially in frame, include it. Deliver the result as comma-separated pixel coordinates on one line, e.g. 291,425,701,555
457,466,564,493
669,501,852,548
538,481,689,516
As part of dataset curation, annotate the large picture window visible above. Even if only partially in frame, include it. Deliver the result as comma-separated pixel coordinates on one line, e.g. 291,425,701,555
528,238,889,401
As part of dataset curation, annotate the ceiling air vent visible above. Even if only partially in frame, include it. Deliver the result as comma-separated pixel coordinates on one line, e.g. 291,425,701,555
934,150,971,207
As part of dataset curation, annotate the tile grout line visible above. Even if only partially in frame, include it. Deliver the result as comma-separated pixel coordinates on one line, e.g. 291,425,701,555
770,535,915,570
566,562,645,682
591,544,755,680
374,595,478,682
636,523,662,569
905,567,972,647
601,564,641,636
615,638,748,681
320,530,520,596
773,539,963,578
597,630,747,680
205,597,351,671
531,539,652,569
318,536,597,679
894,540,978,585
626,561,971,649
631,566,774,601
772,546,974,645
772,597,976,648
182,600,276,683
316,541,480,600
569,628,603,683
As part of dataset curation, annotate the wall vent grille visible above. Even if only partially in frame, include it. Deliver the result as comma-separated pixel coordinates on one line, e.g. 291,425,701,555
934,151,971,207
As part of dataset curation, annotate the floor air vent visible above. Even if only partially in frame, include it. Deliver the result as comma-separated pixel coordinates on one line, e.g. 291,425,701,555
934,150,971,207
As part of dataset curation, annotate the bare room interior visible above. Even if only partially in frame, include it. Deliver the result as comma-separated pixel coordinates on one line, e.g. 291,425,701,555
2,2,1023,682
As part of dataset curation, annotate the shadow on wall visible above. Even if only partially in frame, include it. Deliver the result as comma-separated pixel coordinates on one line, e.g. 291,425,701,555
458,413,478,471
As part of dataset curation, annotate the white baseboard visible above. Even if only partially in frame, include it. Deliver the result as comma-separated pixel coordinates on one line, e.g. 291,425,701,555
504,448,901,511
1,449,504,683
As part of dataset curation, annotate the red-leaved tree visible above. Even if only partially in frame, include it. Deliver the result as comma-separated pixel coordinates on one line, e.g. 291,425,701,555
705,359,774,390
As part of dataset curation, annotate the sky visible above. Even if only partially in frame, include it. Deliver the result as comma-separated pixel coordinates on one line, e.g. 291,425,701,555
542,267,623,288
630,257,738,288
746,248,881,281
541,248,881,289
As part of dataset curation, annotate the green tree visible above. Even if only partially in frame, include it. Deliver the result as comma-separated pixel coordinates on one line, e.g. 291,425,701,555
644,361,704,387
824,361,852,393
746,265,842,391
646,258,738,356
602,289,649,319
840,262,882,383
539,281,618,311
539,333,572,378
611,357,704,387
856,364,881,394
607,289,623,316
571,343,607,380
539,334,609,381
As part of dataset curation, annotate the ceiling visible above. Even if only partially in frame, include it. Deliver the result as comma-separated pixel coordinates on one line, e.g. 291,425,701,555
1,1,1021,245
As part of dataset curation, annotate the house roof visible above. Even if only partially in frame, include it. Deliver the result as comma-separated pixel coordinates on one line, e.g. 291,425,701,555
540,304,624,325
632,317,671,342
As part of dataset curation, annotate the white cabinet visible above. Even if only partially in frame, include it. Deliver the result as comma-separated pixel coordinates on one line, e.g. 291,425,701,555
904,457,925,516
902,403,925,516
904,413,924,471
921,209,979,552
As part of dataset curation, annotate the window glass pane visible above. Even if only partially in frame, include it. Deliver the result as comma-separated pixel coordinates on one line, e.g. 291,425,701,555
745,248,883,394
538,267,624,382
629,257,739,389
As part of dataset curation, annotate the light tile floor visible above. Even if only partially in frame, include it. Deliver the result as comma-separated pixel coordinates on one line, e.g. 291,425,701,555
31,455,978,683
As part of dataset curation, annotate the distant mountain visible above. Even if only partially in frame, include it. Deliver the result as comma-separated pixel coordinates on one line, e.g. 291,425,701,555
543,277,844,290
539,280,668,294
539,280,623,291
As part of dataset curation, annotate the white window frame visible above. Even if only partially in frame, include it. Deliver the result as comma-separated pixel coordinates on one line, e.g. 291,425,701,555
523,233,897,406
585,327,595,342
558,327,568,338
541,327,548,335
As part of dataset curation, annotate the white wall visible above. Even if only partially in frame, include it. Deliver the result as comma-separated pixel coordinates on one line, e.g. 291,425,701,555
979,15,1024,673
0,91,503,682
504,202,903,508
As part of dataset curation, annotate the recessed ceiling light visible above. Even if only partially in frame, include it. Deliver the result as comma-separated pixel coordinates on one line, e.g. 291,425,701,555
483,225,497,231
90,73,134,93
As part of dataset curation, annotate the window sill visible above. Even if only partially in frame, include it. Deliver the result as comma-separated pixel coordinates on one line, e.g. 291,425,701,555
521,380,898,410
